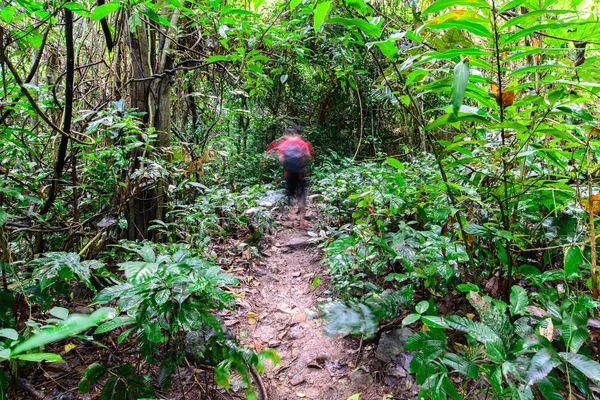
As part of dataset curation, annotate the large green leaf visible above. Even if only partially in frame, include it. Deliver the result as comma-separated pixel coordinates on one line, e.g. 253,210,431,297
509,286,529,316
91,2,121,21
559,353,600,382
159,352,177,390
326,17,382,37
500,10,576,31
12,308,115,355
372,39,398,60
498,0,527,13
501,21,597,45
526,348,560,385
428,20,491,38
313,1,332,34
119,262,158,284
564,246,582,279
403,313,421,326
441,353,478,378
0,329,18,340
561,311,588,353
451,57,470,116
215,360,232,389
535,377,565,400
423,0,490,15
79,363,108,394
93,283,132,305
13,353,64,362
94,316,136,334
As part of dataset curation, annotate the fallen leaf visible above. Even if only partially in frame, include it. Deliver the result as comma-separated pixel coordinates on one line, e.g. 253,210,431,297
254,340,263,353
524,306,547,318
64,343,76,353
539,318,554,342
246,311,259,325
296,392,306,398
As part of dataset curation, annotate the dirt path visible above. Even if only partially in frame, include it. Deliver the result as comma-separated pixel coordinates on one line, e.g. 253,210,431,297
224,211,397,400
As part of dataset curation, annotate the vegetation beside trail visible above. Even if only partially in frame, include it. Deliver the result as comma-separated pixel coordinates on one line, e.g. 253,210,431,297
2,0,600,398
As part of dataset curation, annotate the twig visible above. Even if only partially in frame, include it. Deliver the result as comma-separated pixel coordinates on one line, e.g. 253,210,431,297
17,377,46,399
78,227,108,257
354,335,364,366
248,363,268,400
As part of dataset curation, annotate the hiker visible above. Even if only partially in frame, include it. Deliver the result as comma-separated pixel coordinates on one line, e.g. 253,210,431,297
267,129,314,225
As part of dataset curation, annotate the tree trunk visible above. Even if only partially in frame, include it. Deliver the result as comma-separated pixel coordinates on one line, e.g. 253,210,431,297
125,8,179,240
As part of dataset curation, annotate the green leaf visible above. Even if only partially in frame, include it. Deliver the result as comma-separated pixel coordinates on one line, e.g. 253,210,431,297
119,262,158,284
456,283,479,293
500,10,576,31
79,363,107,394
344,0,366,13
559,353,600,382
441,353,478,378
421,316,450,329
371,39,398,59
94,316,136,334
258,348,281,372
415,300,429,314
91,2,121,21
49,307,69,320
501,21,597,45
2,6,16,24
14,353,64,362
312,275,320,289
402,314,421,326
289,0,302,9
0,328,18,340
326,17,381,37
535,378,564,400
386,158,405,170
117,327,136,344
498,0,527,13
564,246,582,279
100,376,118,400
159,353,177,390
205,55,231,63
93,283,132,305
509,286,529,316
451,57,470,116
423,0,490,15
527,348,560,385
428,20,491,38
347,395,360,400
313,1,332,34
12,308,116,355
215,360,231,389
562,311,588,353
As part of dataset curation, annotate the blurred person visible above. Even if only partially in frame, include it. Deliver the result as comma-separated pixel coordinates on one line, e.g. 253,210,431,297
267,128,314,226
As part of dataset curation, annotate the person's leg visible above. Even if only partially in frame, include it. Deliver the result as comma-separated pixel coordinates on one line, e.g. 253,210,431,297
297,177,308,227
285,173,299,221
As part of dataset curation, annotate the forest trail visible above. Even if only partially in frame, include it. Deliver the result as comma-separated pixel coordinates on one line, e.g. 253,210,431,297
223,207,392,400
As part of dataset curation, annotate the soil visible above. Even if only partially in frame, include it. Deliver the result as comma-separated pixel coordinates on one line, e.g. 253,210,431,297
221,209,407,400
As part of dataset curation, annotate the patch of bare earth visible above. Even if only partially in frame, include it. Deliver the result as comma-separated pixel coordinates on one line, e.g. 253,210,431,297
222,210,411,400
